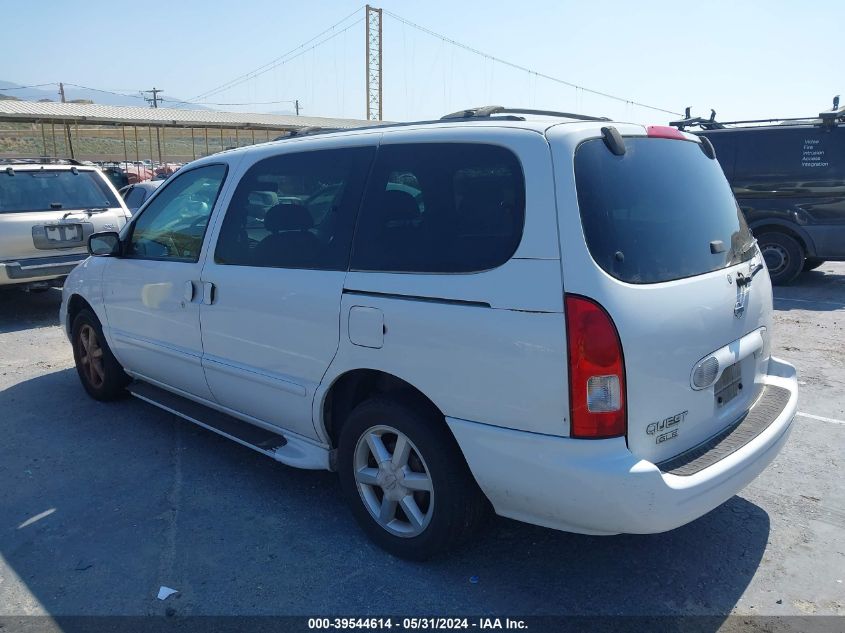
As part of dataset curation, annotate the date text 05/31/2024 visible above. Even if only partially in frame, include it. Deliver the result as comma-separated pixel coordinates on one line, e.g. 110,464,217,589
307,618,528,630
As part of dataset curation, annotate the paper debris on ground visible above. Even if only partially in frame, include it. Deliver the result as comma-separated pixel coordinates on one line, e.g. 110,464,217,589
157,586,179,600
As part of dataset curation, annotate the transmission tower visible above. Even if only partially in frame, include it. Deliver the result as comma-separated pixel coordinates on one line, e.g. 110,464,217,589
365,5,383,120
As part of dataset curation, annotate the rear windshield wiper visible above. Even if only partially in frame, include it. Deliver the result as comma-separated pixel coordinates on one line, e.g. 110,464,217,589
61,208,109,219
736,263,765,287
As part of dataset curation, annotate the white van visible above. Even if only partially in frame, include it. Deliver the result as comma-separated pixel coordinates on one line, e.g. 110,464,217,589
60,108,798,559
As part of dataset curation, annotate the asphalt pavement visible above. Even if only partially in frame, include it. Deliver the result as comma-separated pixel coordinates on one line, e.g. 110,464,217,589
0,264,843,625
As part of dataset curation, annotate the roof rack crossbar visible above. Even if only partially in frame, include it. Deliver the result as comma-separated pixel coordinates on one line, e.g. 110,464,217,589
674,97,844,131
441,106,609,122
0,157,83,165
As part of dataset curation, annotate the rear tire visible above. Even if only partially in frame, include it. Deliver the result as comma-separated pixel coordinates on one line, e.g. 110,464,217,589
337,395,489,560
758,232,804,285
71,308,130,401
802,257,825,272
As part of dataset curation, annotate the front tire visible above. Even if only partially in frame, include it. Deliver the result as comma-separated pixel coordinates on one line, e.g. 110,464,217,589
758,232,804,285
337,395,489,560
71,308,130,401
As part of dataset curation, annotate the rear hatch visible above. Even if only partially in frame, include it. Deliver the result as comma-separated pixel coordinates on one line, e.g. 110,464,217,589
553,125,772,465
0,168,126,261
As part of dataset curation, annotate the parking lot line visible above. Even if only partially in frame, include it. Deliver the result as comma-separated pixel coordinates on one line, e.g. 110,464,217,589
773,296,845,310
796,411,845,425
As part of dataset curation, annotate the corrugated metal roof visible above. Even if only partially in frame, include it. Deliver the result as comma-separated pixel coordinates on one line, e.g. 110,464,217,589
0,100,378,130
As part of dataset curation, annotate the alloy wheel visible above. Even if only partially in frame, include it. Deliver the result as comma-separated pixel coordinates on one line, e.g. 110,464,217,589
353,425,434,538
78,324,105,389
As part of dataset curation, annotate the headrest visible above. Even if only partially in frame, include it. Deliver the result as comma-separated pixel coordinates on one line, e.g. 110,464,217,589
381,189,419,224
248,190,278,207
264,202,313,232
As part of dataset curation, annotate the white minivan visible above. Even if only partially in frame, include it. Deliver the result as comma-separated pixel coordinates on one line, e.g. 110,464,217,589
61,108,798,559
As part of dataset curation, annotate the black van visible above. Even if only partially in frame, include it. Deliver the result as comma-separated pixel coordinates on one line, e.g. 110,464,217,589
672,99,845,284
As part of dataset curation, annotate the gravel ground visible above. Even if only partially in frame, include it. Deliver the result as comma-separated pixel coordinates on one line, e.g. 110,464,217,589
0,264,843,623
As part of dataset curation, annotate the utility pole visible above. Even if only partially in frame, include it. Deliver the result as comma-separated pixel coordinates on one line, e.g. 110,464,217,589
143,87,163,108
58,82,75,159
365,5,383,120
143,88,164,165
295,99,300,116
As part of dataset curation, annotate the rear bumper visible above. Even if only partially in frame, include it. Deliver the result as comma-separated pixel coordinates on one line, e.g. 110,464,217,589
0,254,87,286
448,356,797,535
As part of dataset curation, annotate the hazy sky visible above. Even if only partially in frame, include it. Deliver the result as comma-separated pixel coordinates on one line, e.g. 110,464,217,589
2,0,842,124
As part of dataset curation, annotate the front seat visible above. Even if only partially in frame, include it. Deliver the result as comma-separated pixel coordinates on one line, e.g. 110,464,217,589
253,202,320,268
368,189,421,269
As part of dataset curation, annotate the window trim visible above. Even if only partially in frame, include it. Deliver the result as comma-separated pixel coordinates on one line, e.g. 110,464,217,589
348,141,527,275
123,162,229,264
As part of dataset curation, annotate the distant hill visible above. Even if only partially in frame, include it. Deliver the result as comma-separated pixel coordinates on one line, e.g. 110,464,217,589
0,80,210,110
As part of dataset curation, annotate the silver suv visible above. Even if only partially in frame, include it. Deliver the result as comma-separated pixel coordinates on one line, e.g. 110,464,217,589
0,158,129,290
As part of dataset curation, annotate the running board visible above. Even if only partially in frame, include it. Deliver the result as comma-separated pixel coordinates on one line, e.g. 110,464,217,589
127,381,329,470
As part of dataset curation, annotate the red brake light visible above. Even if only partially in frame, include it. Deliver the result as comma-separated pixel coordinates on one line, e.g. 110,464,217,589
565,294,627,438
646,125,687,140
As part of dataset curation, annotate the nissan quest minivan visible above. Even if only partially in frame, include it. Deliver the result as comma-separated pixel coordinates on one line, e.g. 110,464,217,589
60,107,798,559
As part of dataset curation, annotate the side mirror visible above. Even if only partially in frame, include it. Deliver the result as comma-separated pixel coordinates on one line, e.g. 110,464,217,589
88,232,121,257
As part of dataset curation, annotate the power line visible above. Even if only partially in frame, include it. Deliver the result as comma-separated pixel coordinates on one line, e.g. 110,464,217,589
0,82,57,91
162,97,299,107
63,83,147,100
190,6,365,103
383,9,682,117
189,18,363,105
192,17,363,104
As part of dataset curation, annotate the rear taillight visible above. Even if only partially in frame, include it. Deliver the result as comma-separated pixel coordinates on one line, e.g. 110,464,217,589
565,294,627,438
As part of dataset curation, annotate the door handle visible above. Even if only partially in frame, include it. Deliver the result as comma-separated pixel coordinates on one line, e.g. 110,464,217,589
202,281,217,305
183,280,196,302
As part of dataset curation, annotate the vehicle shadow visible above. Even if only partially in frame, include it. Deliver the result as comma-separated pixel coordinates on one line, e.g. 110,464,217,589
0,287,63,334
773,266,845,312
0,369,769,624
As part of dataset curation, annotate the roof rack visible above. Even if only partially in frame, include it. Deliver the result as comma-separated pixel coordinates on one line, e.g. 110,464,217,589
819,95,844,128
0,156,83,165
670,108,725,131
257,107,608,146
273,126,343,141
672,96,844,131
441,105,609,122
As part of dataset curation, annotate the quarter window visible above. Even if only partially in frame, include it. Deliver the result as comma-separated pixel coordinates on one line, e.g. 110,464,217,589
127,164,226,262
214,146,375,270
350,143,525,273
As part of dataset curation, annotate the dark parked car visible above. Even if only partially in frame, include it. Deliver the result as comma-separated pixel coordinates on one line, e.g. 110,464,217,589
118,181,162,215
672,98,845,284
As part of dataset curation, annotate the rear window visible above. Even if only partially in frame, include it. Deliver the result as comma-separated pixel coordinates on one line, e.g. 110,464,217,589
574,137,756,284
0,169,119,213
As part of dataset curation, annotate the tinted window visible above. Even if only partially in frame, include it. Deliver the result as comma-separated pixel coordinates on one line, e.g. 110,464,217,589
0,169,119,213
215,146,374,270
123,186,147,209
575,137,755,284
350,143,525,273
128,164,226,262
